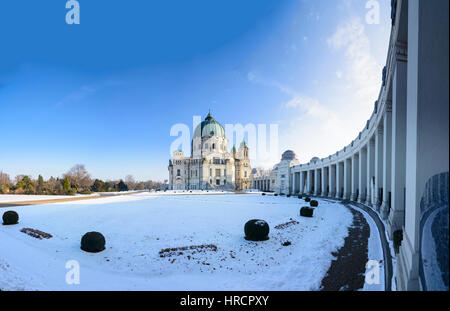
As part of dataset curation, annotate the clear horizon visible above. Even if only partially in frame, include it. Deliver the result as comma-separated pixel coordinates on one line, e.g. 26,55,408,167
0,0,391,182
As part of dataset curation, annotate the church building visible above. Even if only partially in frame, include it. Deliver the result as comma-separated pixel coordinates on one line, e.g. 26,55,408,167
168,112,251,191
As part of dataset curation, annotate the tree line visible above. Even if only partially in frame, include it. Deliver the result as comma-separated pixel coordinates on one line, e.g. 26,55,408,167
0,165,165,195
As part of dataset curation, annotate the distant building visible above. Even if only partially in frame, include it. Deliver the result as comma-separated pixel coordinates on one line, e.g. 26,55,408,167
252,167,277,192
168,112,252,191
252,150,299,194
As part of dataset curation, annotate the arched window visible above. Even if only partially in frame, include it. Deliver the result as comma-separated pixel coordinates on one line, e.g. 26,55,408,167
212,143,215,149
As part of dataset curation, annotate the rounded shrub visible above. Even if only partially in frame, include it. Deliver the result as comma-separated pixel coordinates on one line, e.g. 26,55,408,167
244,219,270,241
274,193,278,197
2,211,19,225
81,232,106,253
262,193,266,196
305,197,311,202
300,207,314,218
298,195,303,199
287,194,291,198
310,200,319,207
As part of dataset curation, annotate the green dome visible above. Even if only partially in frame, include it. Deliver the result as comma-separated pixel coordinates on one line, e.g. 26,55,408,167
194,113,226,138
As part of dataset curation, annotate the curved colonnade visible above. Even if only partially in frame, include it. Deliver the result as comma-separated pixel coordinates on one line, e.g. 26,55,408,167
285,0,448,290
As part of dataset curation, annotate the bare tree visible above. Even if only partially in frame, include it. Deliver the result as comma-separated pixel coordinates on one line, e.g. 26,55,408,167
47,176,63,195
64,164,92,191
0,170,11,186
135,182,145,190
125,175,136,190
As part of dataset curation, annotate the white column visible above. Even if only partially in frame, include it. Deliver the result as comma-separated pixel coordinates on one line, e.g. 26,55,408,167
336,162,343,198
321,167,328,196
299,171,305,194
388,55,407,238
381,103,393,220
374,125,384,210
291,172,296,194
351,154,359,201
359,148,367,203
397,0,449,291
329,165,336,197
314,169,320,196
366,139,375,206
307,170,312,194
344,158,351,200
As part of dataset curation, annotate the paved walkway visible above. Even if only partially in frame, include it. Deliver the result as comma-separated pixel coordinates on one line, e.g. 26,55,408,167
320,205,370,290
311,195,393,291
0,192,142,208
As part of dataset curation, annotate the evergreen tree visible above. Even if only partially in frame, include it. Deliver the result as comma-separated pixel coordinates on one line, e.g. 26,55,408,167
15,176,35,194
91,179,105,192
63,176,71,194
117,180,128,192
37,175,44,194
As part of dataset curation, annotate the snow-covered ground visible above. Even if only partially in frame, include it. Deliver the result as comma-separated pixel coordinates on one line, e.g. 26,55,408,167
358,208,385,291
0,193,354,290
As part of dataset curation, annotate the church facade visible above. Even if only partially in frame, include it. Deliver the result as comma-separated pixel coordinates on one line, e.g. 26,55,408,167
168,112,252,191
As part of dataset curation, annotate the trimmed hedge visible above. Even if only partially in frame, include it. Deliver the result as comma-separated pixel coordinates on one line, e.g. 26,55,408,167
2,211,19,225
300,207,314,218
81,232,106,253
305,197,311,202
244,219,270,241
310,200,319,207
262,193,266,196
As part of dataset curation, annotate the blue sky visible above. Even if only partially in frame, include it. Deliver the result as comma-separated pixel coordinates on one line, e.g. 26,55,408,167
0,0,391,181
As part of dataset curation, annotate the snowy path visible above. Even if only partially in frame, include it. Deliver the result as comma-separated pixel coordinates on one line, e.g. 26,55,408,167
0,194,97,204
0,193,353,290
348,202,391,291
295,197,390,291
